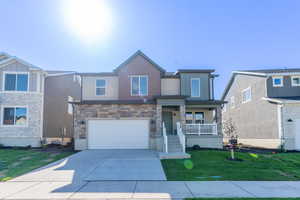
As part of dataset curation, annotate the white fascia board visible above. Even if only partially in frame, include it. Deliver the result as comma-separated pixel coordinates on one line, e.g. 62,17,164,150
232,71,267,77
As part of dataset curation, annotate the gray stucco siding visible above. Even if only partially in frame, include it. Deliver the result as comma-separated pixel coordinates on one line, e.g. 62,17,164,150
0,93,43,147
180,73,210,100
223,74,279,140
267,76,300,98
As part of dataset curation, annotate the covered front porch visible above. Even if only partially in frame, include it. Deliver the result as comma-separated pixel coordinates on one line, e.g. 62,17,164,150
156,96,224,157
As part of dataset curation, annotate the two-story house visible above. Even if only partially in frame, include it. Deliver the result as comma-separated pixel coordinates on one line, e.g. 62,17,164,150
222,69,300,150
73,50,225,154
0,52,46,147
0,53,82,148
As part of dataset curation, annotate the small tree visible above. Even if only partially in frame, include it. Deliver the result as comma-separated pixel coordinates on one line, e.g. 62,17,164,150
223,118,238,160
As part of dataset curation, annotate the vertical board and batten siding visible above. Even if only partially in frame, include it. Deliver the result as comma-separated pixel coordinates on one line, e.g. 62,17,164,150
0,61,43,92
267,76,300,98
161,78,180,95
43,74,81,139
82,76,118,100
118,55,161,100
180,73,210,100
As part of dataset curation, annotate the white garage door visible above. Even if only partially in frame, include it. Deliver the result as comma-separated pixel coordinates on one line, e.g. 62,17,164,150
88,119,149,149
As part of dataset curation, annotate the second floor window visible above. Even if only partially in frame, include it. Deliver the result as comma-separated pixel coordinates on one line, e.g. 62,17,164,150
131,75,148,96
272,76,283,87
96,79,106,96
4,73,28,91
291,76,300,86
242,87,251,103
191,78,201,97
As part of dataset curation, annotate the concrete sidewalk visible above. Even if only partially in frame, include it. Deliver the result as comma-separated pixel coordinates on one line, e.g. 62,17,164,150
1,181,300,199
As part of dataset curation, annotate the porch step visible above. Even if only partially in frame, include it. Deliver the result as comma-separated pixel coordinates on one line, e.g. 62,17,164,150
159,152,191,159
167,135,183,153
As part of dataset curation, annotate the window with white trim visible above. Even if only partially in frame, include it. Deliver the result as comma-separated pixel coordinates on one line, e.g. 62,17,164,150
2,107,27,126
230,96,235,108
242,87,251,103
185,112,193,124
291,76,300,86
130,75,148,96
272,76,283,87
4,73,28,91
195,112,204,124
95,79,106,96
191,78,201,97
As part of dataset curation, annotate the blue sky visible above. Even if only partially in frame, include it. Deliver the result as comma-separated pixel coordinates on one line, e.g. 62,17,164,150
1,0,300,98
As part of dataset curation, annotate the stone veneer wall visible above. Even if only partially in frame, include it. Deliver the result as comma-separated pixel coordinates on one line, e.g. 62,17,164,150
74,104,162,150
0,93,43,147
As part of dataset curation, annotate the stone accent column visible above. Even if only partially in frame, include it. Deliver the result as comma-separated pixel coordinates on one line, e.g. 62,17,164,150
156,104,162,136
216,106,223,136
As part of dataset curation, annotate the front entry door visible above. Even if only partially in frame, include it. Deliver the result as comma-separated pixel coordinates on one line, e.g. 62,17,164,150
162,112,173,135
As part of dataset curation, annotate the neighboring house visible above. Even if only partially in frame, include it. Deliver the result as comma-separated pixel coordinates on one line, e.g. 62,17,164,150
43,71,81,145
73,50,225,153
0,52,46,147
222,69,300,150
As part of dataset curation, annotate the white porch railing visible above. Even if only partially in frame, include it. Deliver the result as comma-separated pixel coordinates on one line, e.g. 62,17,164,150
184,123,218,135
176,122,186,153
162,122,168,153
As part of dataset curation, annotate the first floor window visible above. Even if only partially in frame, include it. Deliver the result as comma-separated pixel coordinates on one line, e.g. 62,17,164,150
185,112,193,124
3,107,27,126
131,75,148,96
292,76,300,86
4,73,28,91
185,112,205,124
195,112,204,124
96,79,106,96
242,87,251,103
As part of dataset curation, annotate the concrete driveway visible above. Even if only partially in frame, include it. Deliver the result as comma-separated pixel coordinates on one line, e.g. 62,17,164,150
12,149,167,182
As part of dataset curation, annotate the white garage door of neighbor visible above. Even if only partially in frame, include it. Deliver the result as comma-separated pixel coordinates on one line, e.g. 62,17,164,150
88,119,149,149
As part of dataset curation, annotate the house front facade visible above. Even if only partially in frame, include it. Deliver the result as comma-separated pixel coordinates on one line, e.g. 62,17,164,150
73,51,225,152
222,69,300,150
0,53,46,147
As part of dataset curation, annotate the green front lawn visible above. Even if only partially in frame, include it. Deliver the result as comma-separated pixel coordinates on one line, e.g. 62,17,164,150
186,198,300,200
0,148,74,181
161,150,300,181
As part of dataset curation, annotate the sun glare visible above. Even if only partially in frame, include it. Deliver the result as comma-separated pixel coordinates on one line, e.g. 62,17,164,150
63,0,113,42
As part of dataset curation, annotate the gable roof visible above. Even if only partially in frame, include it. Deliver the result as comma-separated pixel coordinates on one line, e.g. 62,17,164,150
221,68,300,100
221,70,268,101
0,52,43,71
114,50,166,74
